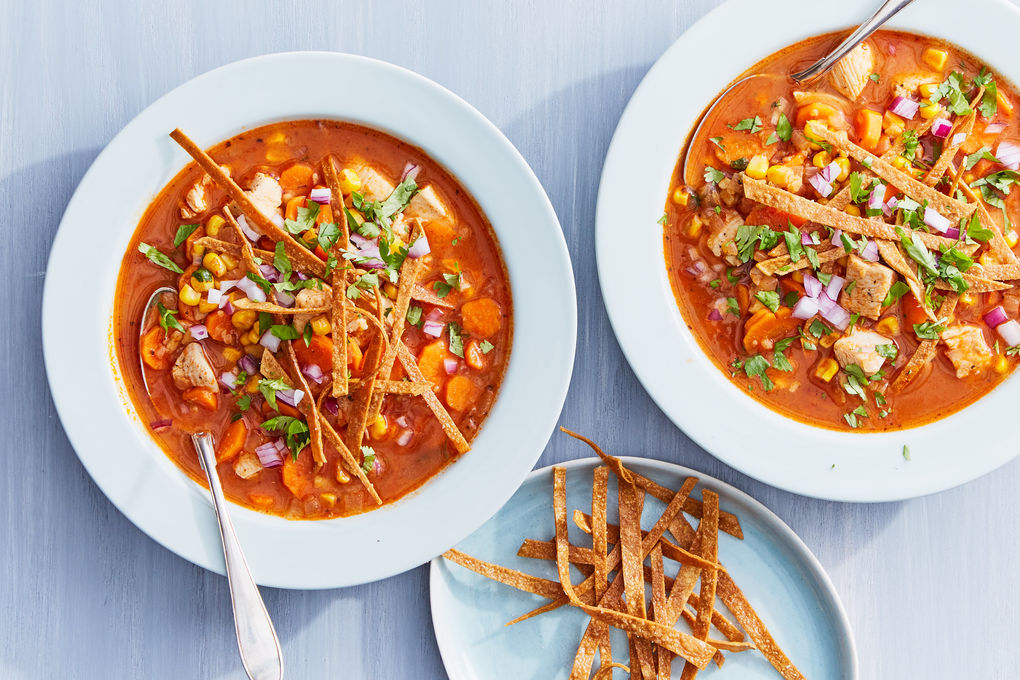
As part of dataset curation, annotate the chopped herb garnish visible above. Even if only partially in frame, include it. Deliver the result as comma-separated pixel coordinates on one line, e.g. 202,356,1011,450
157,302,183,334
876,343,899,360
360,446,377,474
776,113,792,142
882,281,910,307
432,271,462,298
725,297,740,316
743,354,773,390
262,415,310,460
447,322,465,358
173,224,199,248
902,445,911,461
729,115,763,133
704,166,725,185
709,279,721,289
479,340,495,354
913,319,946,340
258,377,292,411
138,242,183,274
270,324,300,340
755,290,781,313
406,305,423,327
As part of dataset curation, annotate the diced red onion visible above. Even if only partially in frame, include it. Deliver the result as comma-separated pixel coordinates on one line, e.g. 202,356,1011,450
831,229,844,247
425,307,444,322
868,185,885,211
237,277,267,303
860,240,880,262
302,363,325,384
275,290,295,308
930,118,953,139
945,227,961,240
349,233,372,249
277,388,305,407
239,354,258,374
408,233,431,258
218,279,238,293
883,196,898,217
923,207,951,233
296,272,309,281
985,123,1007,135
236,214,260,242
309,187,332,204
255,442,284,468
395,415,410,428
259,263,282,284
443,358,459,375
952,132,967,146
791,296,819,320
819,161,841,183
984,305,1009,328
401,162,421,182
888,96,919,120
206,289,223,307
817,291,837,314
887,43,896,55
223,300,235,315
707,308,722,321
150,418,172,432
219,371,238,390
396,429,413,447
820,300,851,330
825,275,845,300
270,213,285,229
997,319,1020,346
808,172,832,198
996,141,1020,170
323,397,339,416
422,320,444,337
804,273,822,299
801,232,812,245
259,329,281,352
189,324,209,341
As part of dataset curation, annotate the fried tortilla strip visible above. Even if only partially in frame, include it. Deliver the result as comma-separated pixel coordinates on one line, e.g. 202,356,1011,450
716,572,806,680
345,334,383,453
629,469,742,539
552,468,716,671
322,156,351,397
591,662,630,680
810,125,976,224
169,128,326,276
559,427,636,485
979,263,1020,280
926,115,974,186
396,341,470,453
348,378,430,395
443,549,566,600
194,237,275,263
680,489,719,680
591,466,612,672
934,275,1010,293
956,177,1019,264
617,474,655,679
223,207,262,274
875,240,935,321
571,511,723,572
412,283,456,309
743,176,959,252
232,298,331,315
318,417,381,503
367,252,424,423
755,245,844,277
891,293,959,392
282,342,326,467
650,545,673,679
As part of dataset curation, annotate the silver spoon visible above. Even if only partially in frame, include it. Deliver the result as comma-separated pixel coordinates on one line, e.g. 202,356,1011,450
141,287,284,680
681,0,917,186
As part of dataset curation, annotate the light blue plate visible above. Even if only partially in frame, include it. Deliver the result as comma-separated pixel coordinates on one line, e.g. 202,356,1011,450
430,457,858,679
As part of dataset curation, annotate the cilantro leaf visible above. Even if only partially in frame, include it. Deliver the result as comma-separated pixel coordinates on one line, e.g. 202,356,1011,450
730,116,763,133
743,354,773,390
157,302,184,334
776,113,792,142
479,340,495,354
447,322,465,358
755,290,781,313
173,224,199,248
360,446,377,474
138,242,183,274
704,166,725,185
882,281,911,307
258,377,292,411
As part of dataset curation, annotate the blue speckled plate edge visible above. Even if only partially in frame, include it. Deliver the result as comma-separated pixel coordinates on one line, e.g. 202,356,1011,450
429,457,858,679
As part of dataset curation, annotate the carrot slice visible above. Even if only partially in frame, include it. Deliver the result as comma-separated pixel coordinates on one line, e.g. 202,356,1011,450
204,309,236,344
182,386,218,411
215,419,248,463
444,374,479,412
285,195,305,221
460,297,502,338
417,339,450,388
279,163,314,191
464,339,485,370
293,334,334,372
140,326,170,370
281,452,313,498
854,109,883,151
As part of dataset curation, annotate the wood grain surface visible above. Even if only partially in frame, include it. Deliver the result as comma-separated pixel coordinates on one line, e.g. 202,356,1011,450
2,0,1018,677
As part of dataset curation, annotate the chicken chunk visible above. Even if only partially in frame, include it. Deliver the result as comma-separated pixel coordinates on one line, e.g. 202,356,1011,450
356,167,396,202
407,185,450,223
705,210,743,266
828,41,875,101
833,328,894,376
292,287,331,334
180,179,209,219
840,255,896,320
245,173,283,221
171,342,219,392
941,325,992,378
234,451,263,480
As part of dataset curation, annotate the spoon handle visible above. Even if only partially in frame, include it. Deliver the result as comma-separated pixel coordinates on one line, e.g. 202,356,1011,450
192,432,284,680
791,0,916,83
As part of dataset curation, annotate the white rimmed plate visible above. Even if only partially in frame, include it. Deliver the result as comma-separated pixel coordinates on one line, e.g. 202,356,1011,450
595,0,1020,501
430,457,858,679
42,52,576,588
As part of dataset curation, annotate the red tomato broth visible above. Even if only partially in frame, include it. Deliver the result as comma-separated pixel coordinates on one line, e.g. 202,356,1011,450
115,120,512,519
663,30,1020,431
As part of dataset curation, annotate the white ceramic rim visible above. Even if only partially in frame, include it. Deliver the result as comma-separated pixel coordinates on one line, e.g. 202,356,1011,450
429,456,859,679
42,52,577,588
596,0,1020,502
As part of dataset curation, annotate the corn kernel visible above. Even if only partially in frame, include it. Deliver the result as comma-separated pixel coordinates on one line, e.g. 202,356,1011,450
819,333,838,349
672,187,690,205
834,157,851,181
205,214,225,238
814,357,839,382
319,493,337,507
369,415,388,440
766,165,791,188
922,47,948,71
745,154,769,180
980,253,996,267
202,252,227,277
792,270,804,283
959,292,978,307
918,82,939,98
245,375,260,394
336,461,351,484
232,309,257,330
1007,230,1019,249
892,156,909,170
243,345,261,359
198,299,218,314
995,355,1010,374
189,243,205,261
179,284,201,306
876,316,900,335
687,215,703,238
964,173,975,185
804,120,828,146
310,315,331,336
222,347,242,363
883,110,905,130
221,254,239,270
844,205,861,217
812,151,831,168
996,89,1014,117
339,169,362,194
190,274,214,293
919,101,941,119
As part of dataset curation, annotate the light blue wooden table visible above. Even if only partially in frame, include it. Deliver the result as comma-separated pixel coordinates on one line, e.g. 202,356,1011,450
3,0,1018,677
